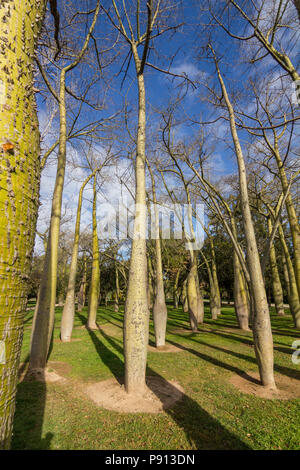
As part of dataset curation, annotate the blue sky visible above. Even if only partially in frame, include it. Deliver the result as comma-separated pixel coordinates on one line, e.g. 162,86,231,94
35,0,300,253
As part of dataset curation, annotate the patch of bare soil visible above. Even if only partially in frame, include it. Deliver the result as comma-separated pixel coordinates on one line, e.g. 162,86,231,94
230,372,300,400
98,324,122,337
54,337,82,343
19,361,71,384
148,344,183,353
84,376,184,413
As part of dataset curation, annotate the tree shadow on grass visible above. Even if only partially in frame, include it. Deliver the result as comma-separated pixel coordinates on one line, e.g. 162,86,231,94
86,326,250,450
170,336,300,381
11,358,53,450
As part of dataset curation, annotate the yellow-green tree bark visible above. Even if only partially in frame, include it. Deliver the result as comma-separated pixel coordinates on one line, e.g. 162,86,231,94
0,0,46,448
87,176,100,330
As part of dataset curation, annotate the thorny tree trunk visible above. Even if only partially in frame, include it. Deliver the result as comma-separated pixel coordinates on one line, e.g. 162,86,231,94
124,45,149,395
267,219,285,317
87,177,100,330
0,0,46,449
215,56,276,389
60,172,95,341
78,254,87,312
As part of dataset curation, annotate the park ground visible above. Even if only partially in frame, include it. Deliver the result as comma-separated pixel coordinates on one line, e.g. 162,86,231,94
12,303,300,450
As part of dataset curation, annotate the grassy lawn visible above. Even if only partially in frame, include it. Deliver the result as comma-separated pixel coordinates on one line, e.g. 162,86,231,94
12,303,300,450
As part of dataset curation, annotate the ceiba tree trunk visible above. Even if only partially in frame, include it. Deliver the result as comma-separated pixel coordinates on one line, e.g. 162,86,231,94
29,69,68,370
278,223,300,328
29,1,100,370
87,177,100,330
60,171,97,341
267,218,285,317
214,53,276,389
272,140,300,299
209,237,221,316
148,163,168,348
182,279,188,313
173,269,181,309
201,249,219,321
114,263,119,312
77,254,87,312
233,251,250,330
187,255,203,330
0,0,47,449
124,44,149,395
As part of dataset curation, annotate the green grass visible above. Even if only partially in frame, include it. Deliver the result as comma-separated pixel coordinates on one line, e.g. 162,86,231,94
12,302,300,450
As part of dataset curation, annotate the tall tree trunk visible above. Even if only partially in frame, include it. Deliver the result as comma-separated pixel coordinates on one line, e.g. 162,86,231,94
278,224,300,328
272,141,300,298
77,254,87,312
87,177,100,330
148,163,168,348
61,172,96,341
182,279,188,313
209,238,221,316
114,263,119,312
187,256,201,331
233,251,250,330
267,218,285,317
29,70,67,370
0,0,46,448
29,1,100,371
214,54,276,389
173,268,181,309
124,45,149,395
201,250,219,320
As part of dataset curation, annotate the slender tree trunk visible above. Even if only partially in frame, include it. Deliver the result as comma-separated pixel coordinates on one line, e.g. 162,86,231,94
209,238,221,316
78,254,87,312
201,250,219,320
61,172,95,341
148,163,168,348
182,279,188,313
267,219,285,317
233,251,250,330
114,263,119,312
0,0,46,448
215,56,276,389
29,1,100,371
187,256,201,331
273,142,300,298
87,177,100,330
278,224,300,328
124,45,149,395
173,269,181,309
29,71,67,370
